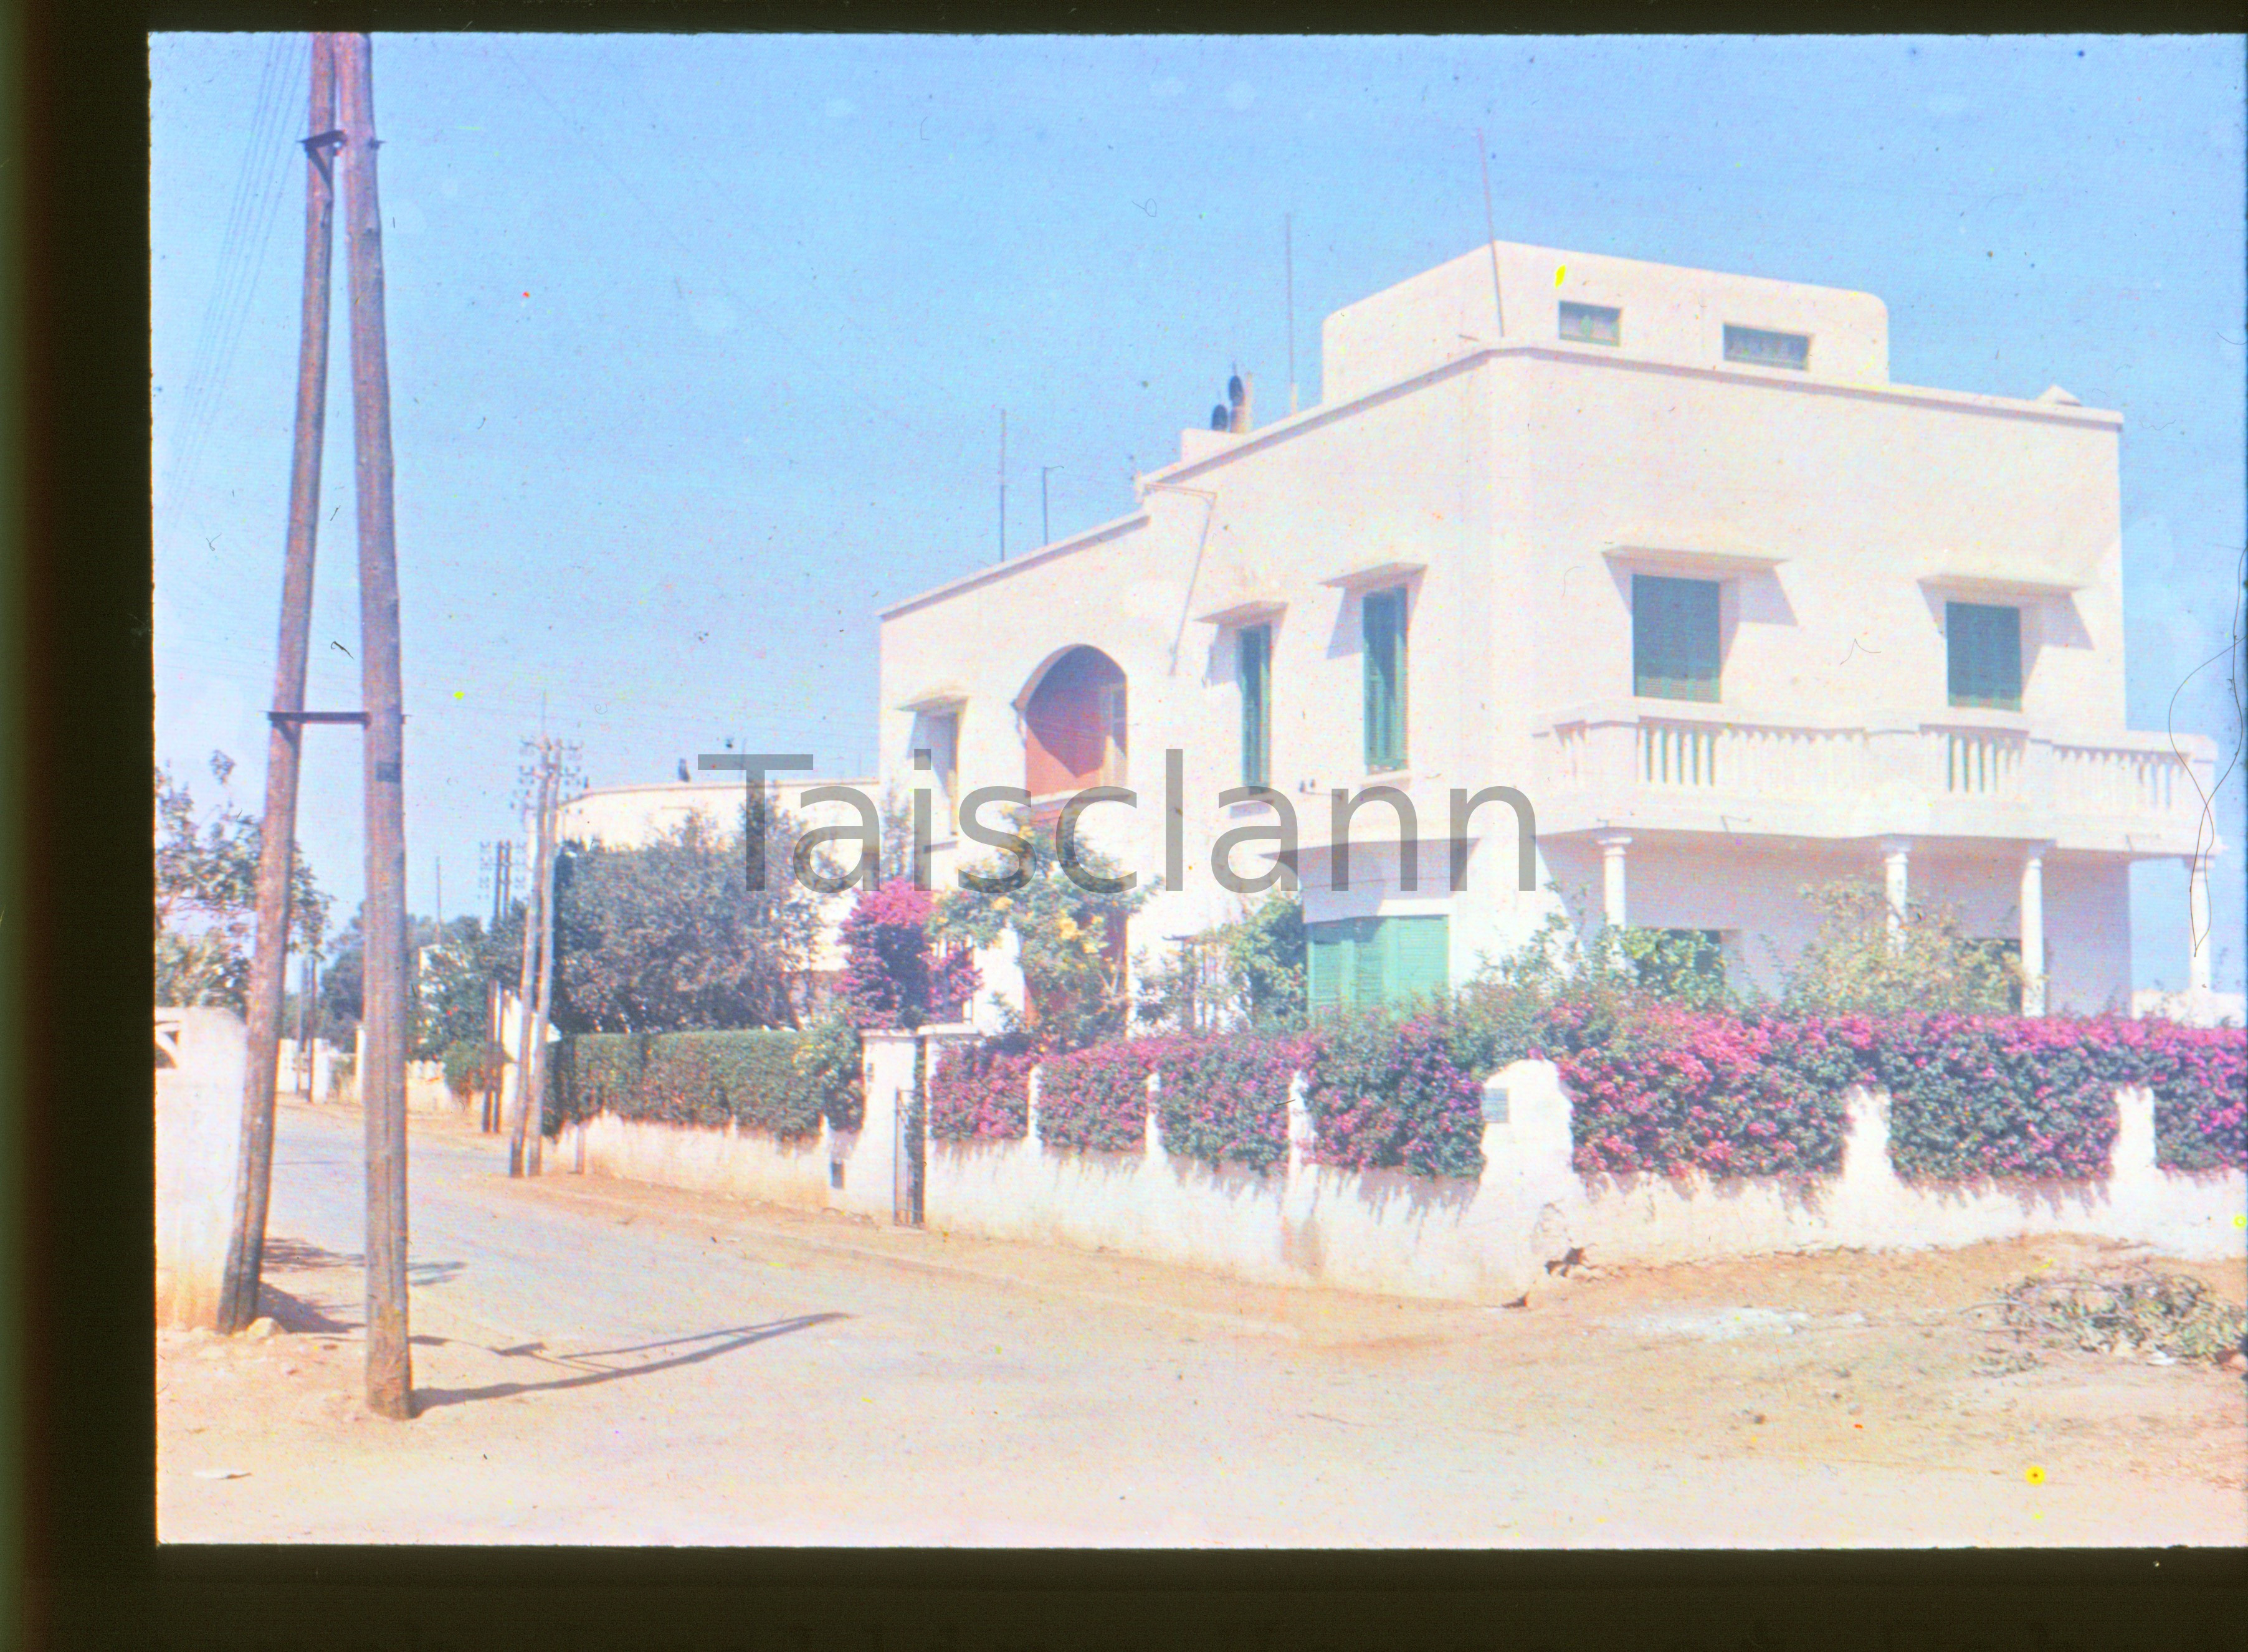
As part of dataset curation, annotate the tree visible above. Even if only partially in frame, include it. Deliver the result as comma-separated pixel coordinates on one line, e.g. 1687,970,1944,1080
836,881,980,1032
412,913,520,1059
1778,876,2018,1016
154,753,328,1010
551,802,824,1033
1135,890,1308,1032
933,804,1147,1053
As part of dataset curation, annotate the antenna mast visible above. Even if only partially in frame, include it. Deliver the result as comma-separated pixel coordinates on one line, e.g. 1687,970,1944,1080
1477,128,1505,339
1285,212,1297,415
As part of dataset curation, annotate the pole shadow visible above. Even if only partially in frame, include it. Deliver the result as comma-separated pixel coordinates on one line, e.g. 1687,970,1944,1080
411,1313,849,1411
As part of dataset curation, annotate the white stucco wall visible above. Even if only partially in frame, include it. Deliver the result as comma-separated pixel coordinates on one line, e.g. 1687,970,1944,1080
155,1007,247,1330
553,1039,2246,1307
875,240,2210,1015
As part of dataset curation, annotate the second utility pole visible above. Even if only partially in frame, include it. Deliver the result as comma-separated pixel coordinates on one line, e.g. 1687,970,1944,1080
217,32,338,1336
338,31,414,1422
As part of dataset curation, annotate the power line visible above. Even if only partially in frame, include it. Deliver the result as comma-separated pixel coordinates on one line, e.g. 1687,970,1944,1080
161,36,309,541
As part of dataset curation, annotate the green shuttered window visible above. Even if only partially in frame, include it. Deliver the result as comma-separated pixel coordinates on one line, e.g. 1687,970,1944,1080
1238,624,1271,790
1306,915,1449,1016
1632,574,1721,702
1946,602,2022,711
1362,588,1407,771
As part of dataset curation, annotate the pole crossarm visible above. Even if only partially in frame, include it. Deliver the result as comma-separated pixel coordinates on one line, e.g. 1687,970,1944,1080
267,710,370,726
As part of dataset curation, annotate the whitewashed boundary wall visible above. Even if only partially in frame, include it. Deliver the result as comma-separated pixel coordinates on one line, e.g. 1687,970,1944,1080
550,1034,2246,1304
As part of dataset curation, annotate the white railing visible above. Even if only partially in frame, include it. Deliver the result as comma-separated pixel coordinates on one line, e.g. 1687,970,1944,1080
1639,720,1718,786
1536,703,2214,850
1942,731,2022,797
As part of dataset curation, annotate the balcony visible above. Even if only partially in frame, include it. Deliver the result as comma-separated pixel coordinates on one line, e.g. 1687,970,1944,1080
1532,700,2217,855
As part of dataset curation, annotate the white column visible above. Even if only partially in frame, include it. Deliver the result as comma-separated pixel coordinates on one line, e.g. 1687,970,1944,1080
2019,843,2047,1017
1879,837,1912,950
2188,852,2214,995
1596,833,1631,931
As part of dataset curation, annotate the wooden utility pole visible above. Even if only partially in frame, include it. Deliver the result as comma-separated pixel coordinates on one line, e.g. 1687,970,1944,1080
508,757,553,1177
525,780,561,1176
338,31,414,1420
217,34,339,1336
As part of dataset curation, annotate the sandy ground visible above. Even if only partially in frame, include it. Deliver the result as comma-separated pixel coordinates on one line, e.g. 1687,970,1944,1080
156,1101,2248,1547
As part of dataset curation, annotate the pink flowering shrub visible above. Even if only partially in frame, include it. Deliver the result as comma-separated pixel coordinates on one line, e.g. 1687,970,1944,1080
1542,1002,1847,1179
1148,1034,1309,1176
1861,1014,2128,1182
836,881,980,1031
928,1037,1037,1142
1034,1038,1156,1154
1303,1016,1484,1179
2104,1017,2244,1174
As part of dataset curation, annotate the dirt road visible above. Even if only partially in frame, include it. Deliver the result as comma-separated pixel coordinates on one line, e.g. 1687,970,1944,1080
156,1102,2246,1545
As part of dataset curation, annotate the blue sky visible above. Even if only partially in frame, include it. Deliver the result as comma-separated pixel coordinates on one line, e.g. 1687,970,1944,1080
152,34,2245,990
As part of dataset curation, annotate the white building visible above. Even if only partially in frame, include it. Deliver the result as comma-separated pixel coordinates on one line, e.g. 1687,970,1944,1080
877,240,2221,1018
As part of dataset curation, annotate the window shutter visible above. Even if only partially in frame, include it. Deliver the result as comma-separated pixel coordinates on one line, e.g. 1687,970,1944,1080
1239,625,1270,790
1634,575,1720,702
1307,923,1345,1017
1389,916,1450,1002
1351,918,1388,1007
1948,603,2022,710
1363,589,1407,770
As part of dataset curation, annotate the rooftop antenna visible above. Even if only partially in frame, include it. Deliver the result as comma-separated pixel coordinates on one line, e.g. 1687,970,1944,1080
1477,128,1505,339
1285,212,1297,414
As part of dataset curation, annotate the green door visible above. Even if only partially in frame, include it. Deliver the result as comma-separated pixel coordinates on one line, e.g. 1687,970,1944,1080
1306,915,1449,1016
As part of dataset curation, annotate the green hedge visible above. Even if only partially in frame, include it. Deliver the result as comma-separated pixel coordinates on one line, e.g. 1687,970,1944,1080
545,1030,824,1141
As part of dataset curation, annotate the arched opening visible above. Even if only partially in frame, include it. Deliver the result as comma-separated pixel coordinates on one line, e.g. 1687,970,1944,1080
1021,645,1127,799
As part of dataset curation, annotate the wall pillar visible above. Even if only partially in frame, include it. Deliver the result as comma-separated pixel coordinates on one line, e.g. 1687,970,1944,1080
2019,843,2047,1017
1596,832,1631,931
2188,851,2214,995
1879,837,1912,949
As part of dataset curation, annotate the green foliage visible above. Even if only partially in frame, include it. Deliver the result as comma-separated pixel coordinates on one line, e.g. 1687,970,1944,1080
1302,1015,1485,1180
1779,877,2017,1016
1032,1039,1155,1153
1543,1002,1850,1179
933,802,1148,1053
440,1036,492,1099
1147,1033,1307,1175
1135,891,1308,1033
793,1014,866,1133
553,804,824,1033
544,1029,831,1141
153,754,328,1011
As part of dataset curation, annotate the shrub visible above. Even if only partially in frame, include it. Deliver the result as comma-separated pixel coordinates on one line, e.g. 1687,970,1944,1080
2114,1018,2246,1173
929,1036,1037,1142
837,881,980,1032
1303,1015,1484,1179
793,1015,865,1134
440,1036,490,1099
543,1030,826,1141
1542,1002,1848,1179
1860,1015,2120,1182
1150,1033,1308,1175
1034,1038,1155,1153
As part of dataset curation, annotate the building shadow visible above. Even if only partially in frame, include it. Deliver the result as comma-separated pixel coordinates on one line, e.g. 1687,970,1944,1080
412,1313,849,1411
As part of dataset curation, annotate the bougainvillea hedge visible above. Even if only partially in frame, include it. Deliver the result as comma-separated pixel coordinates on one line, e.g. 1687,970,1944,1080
545,1030,824,1141
929,1038,1037,1142
1848,1014,2122,1182
1302,1015,1484,1180
1541,1003,1850,1179
1540,1007,2246,1184
1032,1039,1154,1153
2133,1018,2248,1174
1147,1034,1308,1175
